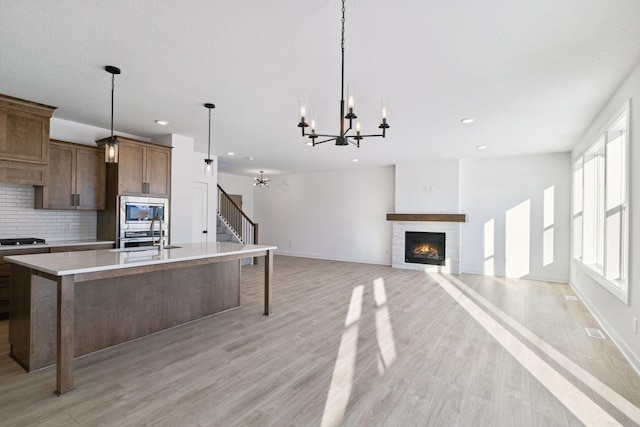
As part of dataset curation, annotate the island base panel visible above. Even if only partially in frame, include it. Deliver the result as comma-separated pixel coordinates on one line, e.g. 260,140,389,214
10,260,240,371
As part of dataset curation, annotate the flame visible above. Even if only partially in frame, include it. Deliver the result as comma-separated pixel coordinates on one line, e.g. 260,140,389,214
413,244,440,259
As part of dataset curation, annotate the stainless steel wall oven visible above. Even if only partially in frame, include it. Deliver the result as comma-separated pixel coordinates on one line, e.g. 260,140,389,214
118,196,169,248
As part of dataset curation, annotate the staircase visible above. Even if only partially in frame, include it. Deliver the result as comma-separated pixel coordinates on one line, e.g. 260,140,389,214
216,214,241,243
217,184,259,265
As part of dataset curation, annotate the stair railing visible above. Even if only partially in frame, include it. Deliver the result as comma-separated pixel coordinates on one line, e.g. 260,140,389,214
217,184,259,262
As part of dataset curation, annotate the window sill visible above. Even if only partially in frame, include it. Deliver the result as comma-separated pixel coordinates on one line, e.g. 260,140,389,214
575,259,628,304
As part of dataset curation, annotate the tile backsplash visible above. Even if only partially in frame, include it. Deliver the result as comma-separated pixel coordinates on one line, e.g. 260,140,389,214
0,183,97,241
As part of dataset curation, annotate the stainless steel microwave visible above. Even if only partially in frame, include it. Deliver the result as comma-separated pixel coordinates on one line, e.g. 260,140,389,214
119,195,169,231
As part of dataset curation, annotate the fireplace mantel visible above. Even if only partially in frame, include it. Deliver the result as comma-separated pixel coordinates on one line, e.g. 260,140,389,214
386,213,466,222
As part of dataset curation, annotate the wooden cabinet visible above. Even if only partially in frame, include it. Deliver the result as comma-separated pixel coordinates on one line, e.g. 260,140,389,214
0,247,49,317
0,94,56,186
97,136,171,198
1,243,114,317
35,140,106,210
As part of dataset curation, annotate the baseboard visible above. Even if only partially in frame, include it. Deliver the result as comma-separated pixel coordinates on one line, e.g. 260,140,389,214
568,280,640,377
273,250,391,266
461,268,569,284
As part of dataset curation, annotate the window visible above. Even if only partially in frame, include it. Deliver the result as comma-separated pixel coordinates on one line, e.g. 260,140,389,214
572,103,629,302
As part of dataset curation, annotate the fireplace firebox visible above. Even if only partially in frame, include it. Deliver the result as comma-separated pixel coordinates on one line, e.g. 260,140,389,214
405,231,446,266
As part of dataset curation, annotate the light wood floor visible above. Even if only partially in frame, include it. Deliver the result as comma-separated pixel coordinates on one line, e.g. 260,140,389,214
1,256,639,426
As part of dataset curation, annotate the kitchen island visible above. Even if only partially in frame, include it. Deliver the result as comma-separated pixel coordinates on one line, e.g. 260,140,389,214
5,241,276,395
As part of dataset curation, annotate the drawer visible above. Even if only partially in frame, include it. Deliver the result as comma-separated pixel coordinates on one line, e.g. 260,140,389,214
0,263,9,276
0,283,8,300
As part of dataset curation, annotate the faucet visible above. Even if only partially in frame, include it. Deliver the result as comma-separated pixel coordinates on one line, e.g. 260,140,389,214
150,214,164,251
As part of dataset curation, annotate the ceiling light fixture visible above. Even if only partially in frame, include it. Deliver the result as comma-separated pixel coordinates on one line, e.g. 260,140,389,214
104,65,121,163
254,171,270,188
155,120,168,126
227,152,235,156
476,145,487,150
297,0,389,148
460,118,475,124
204,103,215,176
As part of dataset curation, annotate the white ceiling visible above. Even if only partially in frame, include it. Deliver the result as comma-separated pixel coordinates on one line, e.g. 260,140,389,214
1,0,639,177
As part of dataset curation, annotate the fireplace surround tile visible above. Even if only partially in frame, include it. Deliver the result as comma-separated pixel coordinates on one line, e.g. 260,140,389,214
391,221,461,273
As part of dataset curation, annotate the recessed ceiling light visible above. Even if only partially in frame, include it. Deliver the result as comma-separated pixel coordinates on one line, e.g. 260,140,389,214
460,118,475,124
245,156,255,160
155,120,169,126
227,152,235,156
476,145,487,150
351,158,359,162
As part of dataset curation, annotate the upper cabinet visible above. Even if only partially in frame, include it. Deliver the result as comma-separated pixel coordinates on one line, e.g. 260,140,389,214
96,136,171,198
0,94,56,186
35,140,106,210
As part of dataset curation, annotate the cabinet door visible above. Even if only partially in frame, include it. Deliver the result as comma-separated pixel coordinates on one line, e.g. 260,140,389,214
145,146,171,198
0,108,49,163
118,142,146,195
44,143,76,209
76,147,106,210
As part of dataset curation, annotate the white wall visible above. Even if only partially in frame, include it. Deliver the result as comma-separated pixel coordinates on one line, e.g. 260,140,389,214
217,172,255,220
164,134,217,245
459,153,571,283
570,60,640,372
254,166,395,265
395,159,459,213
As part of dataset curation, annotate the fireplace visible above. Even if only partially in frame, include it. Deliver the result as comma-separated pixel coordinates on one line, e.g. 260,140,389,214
405,231,446,266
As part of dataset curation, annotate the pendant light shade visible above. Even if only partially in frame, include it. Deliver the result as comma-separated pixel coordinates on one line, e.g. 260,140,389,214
105,65,121,163
204,103,215,176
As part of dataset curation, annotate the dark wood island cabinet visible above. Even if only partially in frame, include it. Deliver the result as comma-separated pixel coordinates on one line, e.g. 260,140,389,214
6,242,275,395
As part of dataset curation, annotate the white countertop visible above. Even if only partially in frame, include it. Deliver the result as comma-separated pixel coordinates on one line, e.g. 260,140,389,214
4,242,276,276
0,240,115,252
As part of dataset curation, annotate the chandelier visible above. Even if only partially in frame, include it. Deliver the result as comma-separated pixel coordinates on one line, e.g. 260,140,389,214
254,171,270,188
297,0,389,147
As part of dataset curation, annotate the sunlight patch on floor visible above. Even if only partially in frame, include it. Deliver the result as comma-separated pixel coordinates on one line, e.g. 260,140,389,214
374,278,397,374
445,274,640,424
322,278,399,427
429,272,626,426
320,285,363,427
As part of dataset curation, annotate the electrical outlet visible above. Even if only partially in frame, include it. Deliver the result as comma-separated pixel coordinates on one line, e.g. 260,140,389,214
65,223,72,231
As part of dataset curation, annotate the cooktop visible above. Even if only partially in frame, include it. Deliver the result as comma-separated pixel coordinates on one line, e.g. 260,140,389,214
0,237,46,246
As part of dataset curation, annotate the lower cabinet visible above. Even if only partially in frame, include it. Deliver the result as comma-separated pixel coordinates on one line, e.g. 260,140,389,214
0,243,114,316
0,248,48,316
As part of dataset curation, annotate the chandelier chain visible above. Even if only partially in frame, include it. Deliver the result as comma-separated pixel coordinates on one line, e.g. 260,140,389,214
341,0,345,51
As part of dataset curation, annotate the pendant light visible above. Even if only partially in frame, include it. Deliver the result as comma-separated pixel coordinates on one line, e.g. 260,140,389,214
204,103,215,176
104,65,121,163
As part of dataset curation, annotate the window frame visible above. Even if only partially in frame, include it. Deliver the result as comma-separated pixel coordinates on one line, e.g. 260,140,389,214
572,101,630,303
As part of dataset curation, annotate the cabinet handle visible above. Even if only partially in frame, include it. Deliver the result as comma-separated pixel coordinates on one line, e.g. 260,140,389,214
76,194,80,206
70,194,75,206
203,230,208,234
